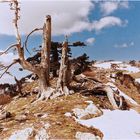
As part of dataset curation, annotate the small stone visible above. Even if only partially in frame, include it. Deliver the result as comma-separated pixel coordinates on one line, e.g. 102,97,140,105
44,123,50,130
15,114,27,122
34,113,48,118
75,131,101,140
64,112,72,117
41,113,48,118
35,128,49,140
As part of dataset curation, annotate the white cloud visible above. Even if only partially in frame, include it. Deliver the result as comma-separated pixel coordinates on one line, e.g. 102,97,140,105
0,0,93,36
0,0,127,36
91,16,127,32
100,1,129,15
0,50,30,84
114,41,134,48
86,37,95,45
0,64,31,84
0,50,18,65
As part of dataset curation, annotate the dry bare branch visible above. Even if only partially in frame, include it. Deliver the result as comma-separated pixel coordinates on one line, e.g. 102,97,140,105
0,44,18,55
24,28,43,55
0,0,12,2
9,0,21,45
0,59,18,78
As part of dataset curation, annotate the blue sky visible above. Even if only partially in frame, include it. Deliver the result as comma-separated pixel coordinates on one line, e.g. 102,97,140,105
0,1,140,83
0,1,140,61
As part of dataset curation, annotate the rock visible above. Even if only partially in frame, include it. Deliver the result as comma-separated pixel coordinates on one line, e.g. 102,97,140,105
15,114,27,122
0,111,12,120
75,132,101,140
34,113,48,118
85,102,102,116
9,127,33,140
44,123,50,130
72,108,88,119
72,101,102,119
35,128,49,140
41,113,48,118
64,112,72,117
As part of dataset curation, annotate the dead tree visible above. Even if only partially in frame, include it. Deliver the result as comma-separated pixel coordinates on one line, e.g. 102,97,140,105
0,0,54,100
51,37,72,98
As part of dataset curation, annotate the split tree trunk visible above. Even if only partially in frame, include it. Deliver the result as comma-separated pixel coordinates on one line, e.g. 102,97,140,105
51,37,71,98
37,15,54,100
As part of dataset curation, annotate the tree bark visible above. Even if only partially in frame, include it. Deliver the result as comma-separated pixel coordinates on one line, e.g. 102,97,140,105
37,71,54,100
56,37,70,95
37,15,53,100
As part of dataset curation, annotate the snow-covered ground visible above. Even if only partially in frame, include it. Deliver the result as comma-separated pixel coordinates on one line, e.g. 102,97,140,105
94,61,140,73
94,61,122,69
135,78,140,84
74,82,140,140
78,109,140,140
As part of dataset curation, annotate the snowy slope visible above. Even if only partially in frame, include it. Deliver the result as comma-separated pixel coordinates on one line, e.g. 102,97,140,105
78,109,140,140
94,61,140,73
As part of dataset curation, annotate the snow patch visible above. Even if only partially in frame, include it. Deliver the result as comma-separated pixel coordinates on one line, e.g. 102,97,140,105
119,64,140,73
94,61,122,69
75,131,101,140
94,61,140,73
9,127,33,140
78,109,140,140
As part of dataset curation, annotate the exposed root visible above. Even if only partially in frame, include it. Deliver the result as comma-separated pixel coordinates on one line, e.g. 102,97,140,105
50,86,74,99
104,86,119,109
37,87,54,101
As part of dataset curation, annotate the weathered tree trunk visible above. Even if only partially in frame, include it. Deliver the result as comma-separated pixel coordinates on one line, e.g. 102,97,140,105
46,15,51,80
1,1,54,100
37,15,54,100
38,72,54,100
57,37,70,93
51,37,71,99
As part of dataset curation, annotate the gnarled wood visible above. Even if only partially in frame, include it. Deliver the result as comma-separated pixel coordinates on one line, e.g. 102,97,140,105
56,37,71,96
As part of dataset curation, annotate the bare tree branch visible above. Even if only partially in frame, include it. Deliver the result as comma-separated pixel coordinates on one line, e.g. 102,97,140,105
0,44,18,55
10,0,21,45
0,0,12,2
0,59,18,78
24,28,43,55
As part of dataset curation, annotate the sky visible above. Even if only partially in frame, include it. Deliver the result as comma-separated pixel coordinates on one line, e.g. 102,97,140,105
0,0,140,83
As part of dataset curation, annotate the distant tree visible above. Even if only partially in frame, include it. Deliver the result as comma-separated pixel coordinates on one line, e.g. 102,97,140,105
70,53,90,75
23,41,85,77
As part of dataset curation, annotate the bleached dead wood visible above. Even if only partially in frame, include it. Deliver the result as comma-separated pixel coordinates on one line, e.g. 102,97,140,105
0,0,53,100
50,37,71,99
24,28,43,55
104,86,119,109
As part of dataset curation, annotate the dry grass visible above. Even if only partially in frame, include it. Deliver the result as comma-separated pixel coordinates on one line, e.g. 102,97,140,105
0,93,104,139
130,72,140,79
